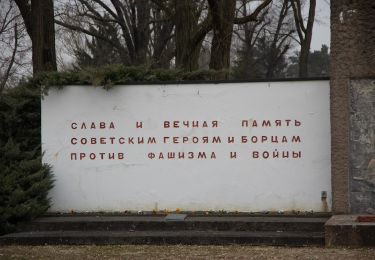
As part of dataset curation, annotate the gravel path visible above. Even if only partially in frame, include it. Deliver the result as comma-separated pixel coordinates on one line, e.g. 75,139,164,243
1,245,375,260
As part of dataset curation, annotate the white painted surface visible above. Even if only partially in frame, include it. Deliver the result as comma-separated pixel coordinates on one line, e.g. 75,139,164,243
42,81,331,212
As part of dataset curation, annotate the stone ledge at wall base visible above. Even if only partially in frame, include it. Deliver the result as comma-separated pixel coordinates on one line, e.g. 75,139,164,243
325,215,375,247
0,214,328,246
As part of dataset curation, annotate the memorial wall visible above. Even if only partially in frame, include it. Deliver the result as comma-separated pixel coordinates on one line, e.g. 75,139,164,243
42,81,331,212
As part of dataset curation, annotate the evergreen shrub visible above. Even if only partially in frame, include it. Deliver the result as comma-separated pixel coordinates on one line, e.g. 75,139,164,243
0,86,53,234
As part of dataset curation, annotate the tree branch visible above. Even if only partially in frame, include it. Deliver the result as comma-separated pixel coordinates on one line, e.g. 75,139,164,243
291,0,304,42
150,0,173,16
0,23,18,92
233,0,272,24
14,0,32,37
55,19,126,54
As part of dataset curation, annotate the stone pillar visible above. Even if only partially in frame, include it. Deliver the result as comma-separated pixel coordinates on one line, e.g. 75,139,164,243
331,0,375,213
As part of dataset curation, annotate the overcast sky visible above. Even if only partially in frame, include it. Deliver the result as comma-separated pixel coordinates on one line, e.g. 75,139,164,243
311,0,330,50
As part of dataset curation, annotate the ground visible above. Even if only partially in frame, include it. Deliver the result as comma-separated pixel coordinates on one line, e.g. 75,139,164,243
0,245,375,259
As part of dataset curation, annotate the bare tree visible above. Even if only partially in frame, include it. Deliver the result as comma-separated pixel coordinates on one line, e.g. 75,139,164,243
207,0,236,72
263,0,294,78
207,0,272,74
290,0,316,77
0,24,17,92
14,0,57,75
174,0,207,70
150,1,175,68
56,0,154,66
232,0,294,79
0,2,18,92
55,0,276,73
0,0,31,92
232,2,268,79
152,0,210,70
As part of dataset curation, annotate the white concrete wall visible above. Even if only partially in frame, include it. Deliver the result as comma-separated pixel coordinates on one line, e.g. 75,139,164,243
42,81,331,212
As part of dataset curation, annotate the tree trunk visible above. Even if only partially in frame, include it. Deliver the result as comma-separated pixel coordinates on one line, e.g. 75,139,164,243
208,0,236,73
300,0,315,78
299,44,309,77
31,0,57,75
291,0,316,78
175,0,201,70
134,0,150,65
150,5,174,69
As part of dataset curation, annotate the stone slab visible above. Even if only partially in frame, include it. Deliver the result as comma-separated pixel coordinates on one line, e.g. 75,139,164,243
325,215,375,247
349,79,375,214
0,230,324,246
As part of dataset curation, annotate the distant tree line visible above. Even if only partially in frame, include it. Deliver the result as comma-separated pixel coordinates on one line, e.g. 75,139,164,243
0,0,329,91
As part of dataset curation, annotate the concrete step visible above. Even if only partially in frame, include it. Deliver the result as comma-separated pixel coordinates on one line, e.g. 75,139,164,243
17,216,328,233
1,215,329,246
0,230,325,246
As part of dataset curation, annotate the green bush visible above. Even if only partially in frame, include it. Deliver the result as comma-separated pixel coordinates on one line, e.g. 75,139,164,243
35,64,223,92
0,85,53,234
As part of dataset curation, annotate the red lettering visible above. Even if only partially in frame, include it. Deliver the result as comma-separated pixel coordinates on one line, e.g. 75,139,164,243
148,137,156,144
262,120,271,127
292,136,301,143
212,136,221,144
197,152,207,159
